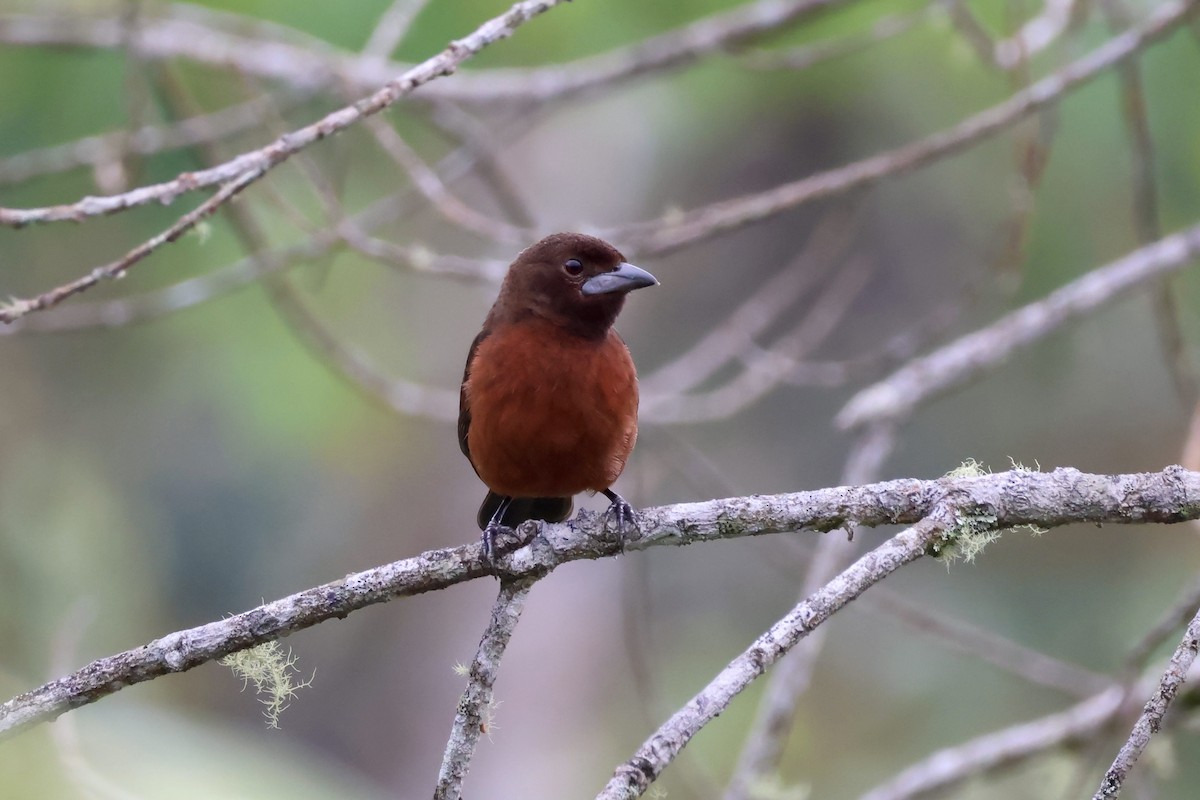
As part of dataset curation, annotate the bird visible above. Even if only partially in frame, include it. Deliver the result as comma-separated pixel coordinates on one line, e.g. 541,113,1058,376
459,232,658,560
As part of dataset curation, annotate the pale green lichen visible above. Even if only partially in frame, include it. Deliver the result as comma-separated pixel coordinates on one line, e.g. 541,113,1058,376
932,458,1043,565
221,641,313,728
1008,456,1042,472
944,458,988,479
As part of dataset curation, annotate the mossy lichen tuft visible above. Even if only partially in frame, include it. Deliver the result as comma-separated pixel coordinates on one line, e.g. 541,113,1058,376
221,641,314,728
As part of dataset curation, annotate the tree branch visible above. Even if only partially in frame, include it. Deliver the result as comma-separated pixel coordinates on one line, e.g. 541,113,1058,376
859,685,1128,800
1093,606,1200,799
2,466,1198,748
600,510,954,800
615,0,1199,255
0,0,571,228
0,0,847,105
723,423,896,800
0,167,264,323
434,579,533,799
838,219,1200,430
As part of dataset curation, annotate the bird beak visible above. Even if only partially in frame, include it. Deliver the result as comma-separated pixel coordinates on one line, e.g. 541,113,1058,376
581,262,659,296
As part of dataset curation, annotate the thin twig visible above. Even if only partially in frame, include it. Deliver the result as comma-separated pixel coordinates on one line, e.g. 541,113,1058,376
722,423,896,800
434,580,533,800
362,114,528,243
639,208,856,396
0,0,849,104
1093,607,1200,799
642,255,873,423
740,0,949,72
0,96,285,186
427,102,539,229
1103,0,1199,406
0,0,572,227
600,509,955,800
267,274,459,420
616,0,1200,255
859,685,1128,800
362,0,433,58
837,219,1200,430
0,167,264,323
0,110,534,335
4,467,1200,741
172,98,464,425
1124,576,1200,674
0,179,506,337
860,587,1115,697
995,0,1090,70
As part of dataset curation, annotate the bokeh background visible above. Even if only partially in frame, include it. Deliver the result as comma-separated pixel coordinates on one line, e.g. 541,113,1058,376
2,0,1200,797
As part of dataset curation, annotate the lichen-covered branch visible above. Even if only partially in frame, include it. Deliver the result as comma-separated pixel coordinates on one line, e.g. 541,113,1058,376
2,466,1199,743
434,580,533,800
1092,606,1200,800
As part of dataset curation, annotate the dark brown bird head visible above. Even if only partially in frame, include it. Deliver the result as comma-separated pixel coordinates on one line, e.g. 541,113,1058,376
490,232,658,338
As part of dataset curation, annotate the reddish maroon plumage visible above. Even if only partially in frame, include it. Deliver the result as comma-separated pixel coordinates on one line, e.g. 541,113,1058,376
458,233,657,546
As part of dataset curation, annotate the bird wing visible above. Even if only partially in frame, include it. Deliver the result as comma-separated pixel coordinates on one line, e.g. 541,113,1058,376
458,327,490,464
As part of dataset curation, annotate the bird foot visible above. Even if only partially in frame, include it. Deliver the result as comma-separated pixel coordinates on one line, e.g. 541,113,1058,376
481,521,537,563
600,490,639,551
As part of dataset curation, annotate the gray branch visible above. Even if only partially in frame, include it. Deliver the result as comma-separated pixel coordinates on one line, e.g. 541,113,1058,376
838,219,1200,430
597,510,952,800
859,685,1128,800
0,0,570,229
2,466,1199,749
617,0,1199,255
1093,606,1200,799
434,580,533,800
0,0,845,105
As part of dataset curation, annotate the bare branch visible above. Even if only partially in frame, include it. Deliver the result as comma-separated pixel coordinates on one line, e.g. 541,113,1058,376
859,685,1127,800
860,587,1115,698
1102,0,1199,406
4,467,1200,742
362,115,529,244
639,209,856,396
600,510,954,800
363,0,433,59
642,255,872,423
0,0,847,105
266,274,459,420
739,0,948,72
615,0,1200,255
995,0,1090,70
0,167,264,324
838,219,1200,430
426,102,539,229
1094,607,1200,800
434,580,533,800
0,0,572,227
0,92,293,191
723,423,896,800
1124,575,1200,674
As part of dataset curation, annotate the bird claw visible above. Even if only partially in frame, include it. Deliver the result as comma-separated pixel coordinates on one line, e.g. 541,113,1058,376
600,490,638,551
481,521,536,564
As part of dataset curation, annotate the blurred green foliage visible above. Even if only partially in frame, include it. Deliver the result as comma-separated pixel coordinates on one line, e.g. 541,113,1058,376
2,0,1200,797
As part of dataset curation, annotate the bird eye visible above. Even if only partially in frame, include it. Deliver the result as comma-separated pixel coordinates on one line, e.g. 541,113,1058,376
563,258,583,276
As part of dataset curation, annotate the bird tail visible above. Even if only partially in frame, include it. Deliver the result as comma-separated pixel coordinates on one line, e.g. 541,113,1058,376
476,491,573,530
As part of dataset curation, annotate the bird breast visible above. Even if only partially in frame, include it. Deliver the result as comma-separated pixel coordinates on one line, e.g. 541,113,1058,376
465,319,639,497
